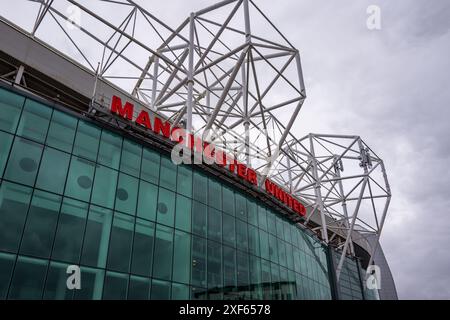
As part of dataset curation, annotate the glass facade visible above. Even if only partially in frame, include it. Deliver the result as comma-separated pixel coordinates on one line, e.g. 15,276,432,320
0,86,336,300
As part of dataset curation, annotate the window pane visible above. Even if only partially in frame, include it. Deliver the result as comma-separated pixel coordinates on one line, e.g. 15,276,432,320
20,191,61,258
128,275,150,300
0,252,15,299
0,131,13,178
278,240,287,268
73,120,101,162
223,246,236,290
16,99,52,143
207,208,221,243
173,230,191,284
259,230,269,261
115,173,138,215
191,236,206,288
120,139,142,177
192,200,207,237
64,156,95,202
276,217,284,240
0,87,25,133
73,267,104,300
0,182,32,253
141,147,160,184
249,255,262,299
159,156,177,191
192,171,207,204
43,262,73,300
91,165,118,209
208,178,222,210
235,192,247,221
207,240,222,290
103,272,128,300
175,194,191,232
222,185,235,216
157,188,175,227
236,219,248,252
267,211,276,235
153,224,173,281
222,213,235,248
271,263,280,300
248,224,260,257
36,147,70,194
247,200,257,226
237,251,249,289
52,198,88,264
151,279,170,300
81,206,113,268
283,220,292,244
172,283,189,300
98,130,122,170
8,256,48,300
177,165,192,197
261,259,271,299
107,212,134,273
258,206,268,231
131,219,154,277
137,180,157,221
46,110,77,152
269,234,279,264
4,137,43,186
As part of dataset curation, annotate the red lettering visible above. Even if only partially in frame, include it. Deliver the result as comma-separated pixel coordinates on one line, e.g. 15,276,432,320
135,110,151,129
246,168,258,186
111,95,134,120
237,163,247,179
215,149,227,167
153,117,171,138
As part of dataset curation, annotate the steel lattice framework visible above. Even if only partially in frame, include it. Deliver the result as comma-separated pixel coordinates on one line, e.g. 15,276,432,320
0,0,391,281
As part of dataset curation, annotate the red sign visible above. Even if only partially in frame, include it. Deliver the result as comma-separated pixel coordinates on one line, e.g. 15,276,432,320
110,95,306,217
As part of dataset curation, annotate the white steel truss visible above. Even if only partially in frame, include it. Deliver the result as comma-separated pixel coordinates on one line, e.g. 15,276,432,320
0,0,391,282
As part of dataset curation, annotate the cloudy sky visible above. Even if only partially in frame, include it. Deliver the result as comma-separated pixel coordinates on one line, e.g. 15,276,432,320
3,0,450,299
141,0,450,300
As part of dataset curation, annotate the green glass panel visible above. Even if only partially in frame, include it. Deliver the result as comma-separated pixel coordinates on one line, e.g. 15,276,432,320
208,178,222,210
267,211,276,235
249,255,262,299
192,171,207,204
8,256,48,300
283,220,292,243
268,234,279,264
235,192,247,221
91,164,118,209
64,156,95,202
248,224,260,257
35,147,70,194
52,198,88,264
171,283,189,300
141,147,160,184
277,240,287,268
192,200,207,237
81,206,113,268
20,191,61,258
0,131,13,178
173,230,191,284
207,240,222,289
259,230,269,261
107,212,134,273
115,173,138,215
236,219,248,252
131,219,154,277
46,110,77,152
175,194,191,232
223,246,236,289
128,276,150,300
276,217,284,239
0,182,32,253
73,120,101,162
73,267,104,300
270,262,280,300
257,205,268,231
43,262,73,300
156,187,175,227
153,224,173,281
286,243,294,271
176,165,192,197
103,272,128,300
4,137,43,186
0,87,25,133
0,252,15,299
261,259,271,299
98,130,122,170
191,236,206,288
222,213,235,248
207,207,221,243
222,185,235,216
151,279,170,300
120,139,142,177
16,99,52,143
236,251,249,288
159,155,177,191
247,200,257,226
137,180,157,221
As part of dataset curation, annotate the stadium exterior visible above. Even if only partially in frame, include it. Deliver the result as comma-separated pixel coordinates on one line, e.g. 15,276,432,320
0,0,397,300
